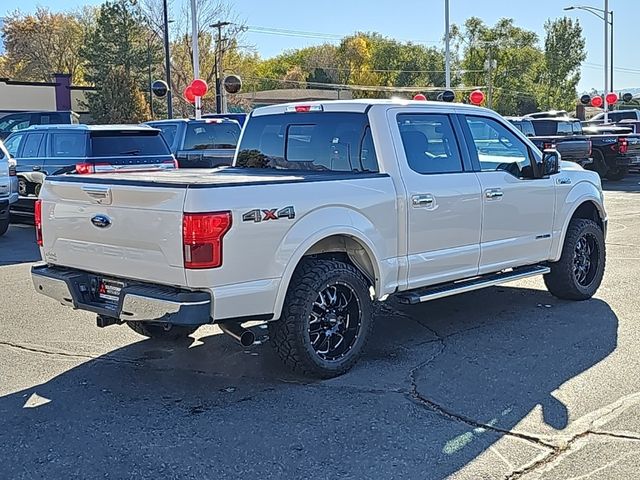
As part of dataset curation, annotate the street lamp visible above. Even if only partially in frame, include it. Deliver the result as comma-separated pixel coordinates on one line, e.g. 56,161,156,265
564,3,614,121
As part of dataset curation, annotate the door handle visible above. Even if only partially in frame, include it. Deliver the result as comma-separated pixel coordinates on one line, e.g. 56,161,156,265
32,166,41,171
411,194,434,207
485,189,503,199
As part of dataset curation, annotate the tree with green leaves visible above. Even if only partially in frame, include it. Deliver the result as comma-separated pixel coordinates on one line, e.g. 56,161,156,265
452,17,544,115
82,0,156,122
540,17,586,111
89,66,150,123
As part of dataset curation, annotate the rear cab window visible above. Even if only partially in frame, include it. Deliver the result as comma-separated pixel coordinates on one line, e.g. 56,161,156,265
149,123,179,149
531,120,558,136
90,130,170,157
236,112,379,172
183,121,240,150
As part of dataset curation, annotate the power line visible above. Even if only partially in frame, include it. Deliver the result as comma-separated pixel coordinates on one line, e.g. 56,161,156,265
244,75,486,92
296,65,485,74
584,62,640,74
245,25,440,45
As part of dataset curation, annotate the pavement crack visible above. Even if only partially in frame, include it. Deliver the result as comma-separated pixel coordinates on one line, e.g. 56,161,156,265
0,340,143,367
588,430,640,442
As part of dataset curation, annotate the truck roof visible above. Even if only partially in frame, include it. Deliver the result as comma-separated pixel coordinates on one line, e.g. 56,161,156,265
251,98,495,116
146,118,239,125
22,124,157,133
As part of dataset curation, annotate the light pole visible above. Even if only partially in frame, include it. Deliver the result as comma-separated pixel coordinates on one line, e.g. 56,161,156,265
445,0,451,89
162,0,173,118
564,3,614,121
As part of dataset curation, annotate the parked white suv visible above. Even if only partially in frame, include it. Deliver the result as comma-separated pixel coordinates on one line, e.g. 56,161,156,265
0,140,18,236
31,100,607,377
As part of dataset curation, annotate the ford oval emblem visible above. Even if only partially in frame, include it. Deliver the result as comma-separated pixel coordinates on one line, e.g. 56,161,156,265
91,214,112,228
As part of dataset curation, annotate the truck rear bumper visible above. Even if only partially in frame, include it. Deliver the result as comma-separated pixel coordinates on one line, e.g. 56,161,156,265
31,265,212,325
617,155,640,166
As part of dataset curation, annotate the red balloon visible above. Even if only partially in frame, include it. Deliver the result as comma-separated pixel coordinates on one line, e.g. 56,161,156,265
413,93,427,101
591,96,603,108
184,86,196,104
469,89,485,105
191,79,208,97
605,92,618,105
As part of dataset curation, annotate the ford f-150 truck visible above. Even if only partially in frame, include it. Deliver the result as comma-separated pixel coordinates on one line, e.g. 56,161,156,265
506,116,592,166
31,100,607,378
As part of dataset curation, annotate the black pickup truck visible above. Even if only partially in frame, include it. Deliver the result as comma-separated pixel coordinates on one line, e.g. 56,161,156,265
582,124,640,180
507,116,592,166
145,118,241,168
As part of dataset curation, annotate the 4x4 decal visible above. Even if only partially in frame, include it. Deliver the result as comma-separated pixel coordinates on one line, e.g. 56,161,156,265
242,206,295,223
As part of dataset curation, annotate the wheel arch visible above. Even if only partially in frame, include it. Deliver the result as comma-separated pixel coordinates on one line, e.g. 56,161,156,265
551,195,606,262
272,228,384,320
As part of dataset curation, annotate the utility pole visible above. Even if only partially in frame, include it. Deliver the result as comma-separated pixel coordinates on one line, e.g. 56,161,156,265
610,10,614,94
604,0,609,122
147,36,154,120
444,0,451,88
211,21,231,114
162,0,173,118
486,46,494,109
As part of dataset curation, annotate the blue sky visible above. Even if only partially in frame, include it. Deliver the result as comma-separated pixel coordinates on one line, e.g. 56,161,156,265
2,0,639,91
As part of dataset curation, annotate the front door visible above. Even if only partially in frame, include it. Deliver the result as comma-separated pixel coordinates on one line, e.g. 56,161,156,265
461,115,555,274
390,110,482,289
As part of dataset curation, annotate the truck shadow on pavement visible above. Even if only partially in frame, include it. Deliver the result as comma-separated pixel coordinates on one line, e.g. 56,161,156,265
0,224,41,266
602,173,640,193
0,286,618,479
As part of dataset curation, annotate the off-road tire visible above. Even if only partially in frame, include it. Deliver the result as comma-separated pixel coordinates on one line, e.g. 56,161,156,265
269,259,374,378
605,165,628,181
588,150,609,179
126,321,198,340
0,216,9,236
544,219,605,300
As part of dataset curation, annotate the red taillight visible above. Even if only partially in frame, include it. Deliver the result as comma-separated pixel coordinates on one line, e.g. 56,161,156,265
75,162,94,174
34,199,43,246
618,137,629,154
183,211,232,269
295,105,311,112
543,142,554,150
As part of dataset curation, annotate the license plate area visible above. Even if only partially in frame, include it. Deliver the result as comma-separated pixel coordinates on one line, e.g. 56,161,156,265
96,278,125,305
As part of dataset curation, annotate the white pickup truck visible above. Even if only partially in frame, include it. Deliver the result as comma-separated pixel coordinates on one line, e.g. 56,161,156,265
32,100,607,378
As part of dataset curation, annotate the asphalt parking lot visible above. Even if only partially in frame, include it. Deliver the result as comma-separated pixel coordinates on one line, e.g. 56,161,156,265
1,175,639,479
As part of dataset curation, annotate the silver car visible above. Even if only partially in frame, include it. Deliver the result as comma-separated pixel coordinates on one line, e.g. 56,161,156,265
0,139,18,236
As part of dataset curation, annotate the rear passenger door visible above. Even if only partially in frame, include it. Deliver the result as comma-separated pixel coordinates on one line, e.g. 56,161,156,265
17,132,46,173
389,109,482,288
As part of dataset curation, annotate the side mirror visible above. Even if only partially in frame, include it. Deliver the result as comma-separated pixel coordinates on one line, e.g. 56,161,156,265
541,149,560,176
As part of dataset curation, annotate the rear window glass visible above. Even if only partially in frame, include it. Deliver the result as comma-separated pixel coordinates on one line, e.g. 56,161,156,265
183,121,240,150
90,132,170,157
531,120,558,136
150,123,178,148
236,112,378,172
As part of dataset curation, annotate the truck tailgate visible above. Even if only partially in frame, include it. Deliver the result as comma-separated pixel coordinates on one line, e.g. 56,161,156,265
40,178,187,286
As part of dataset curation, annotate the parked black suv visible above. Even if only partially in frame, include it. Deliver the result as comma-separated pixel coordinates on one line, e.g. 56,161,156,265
0,111,79,140
5,124,176,217
145,118,241,168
